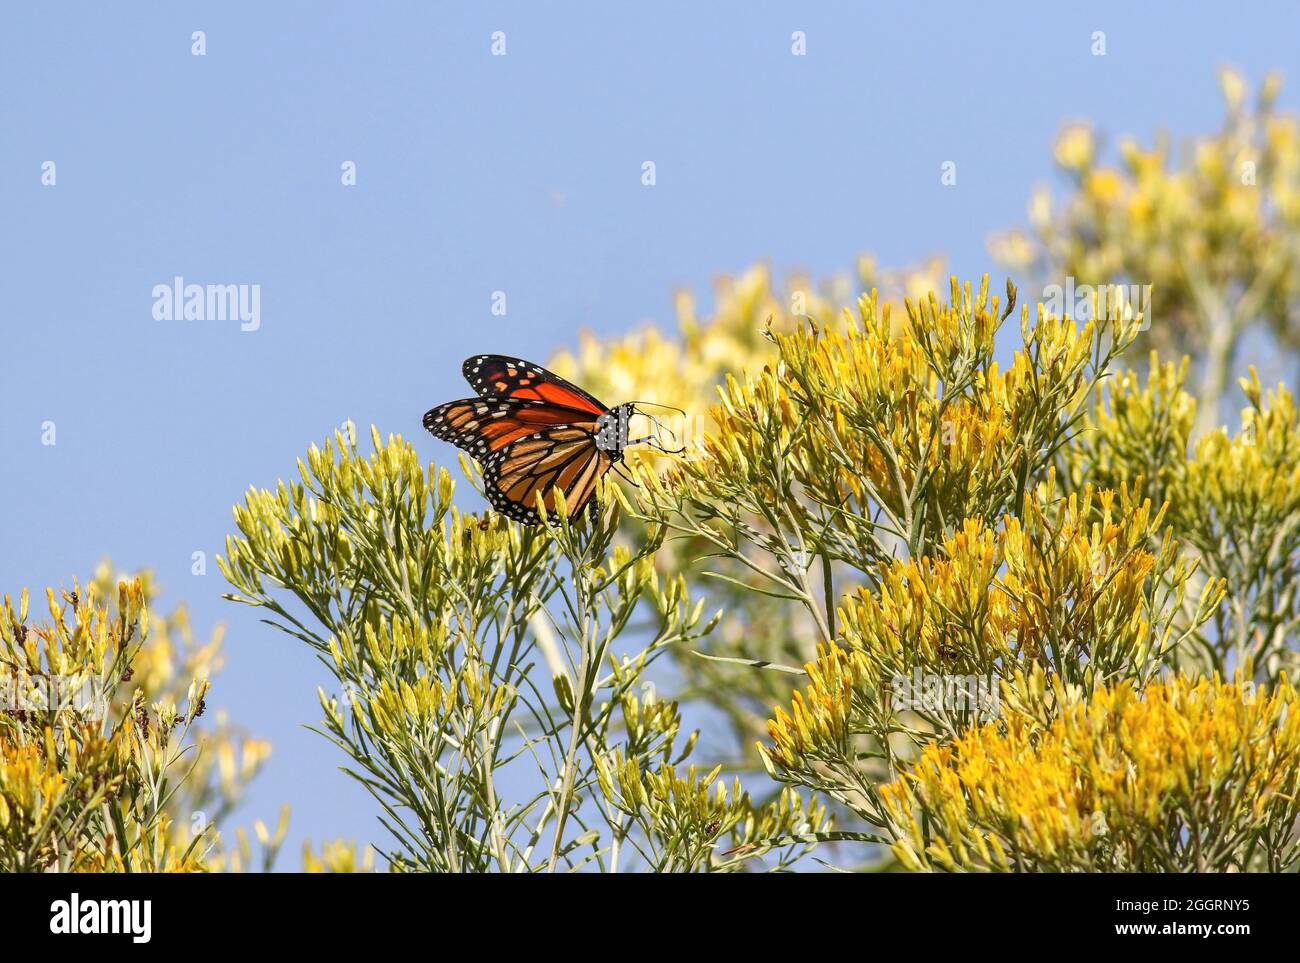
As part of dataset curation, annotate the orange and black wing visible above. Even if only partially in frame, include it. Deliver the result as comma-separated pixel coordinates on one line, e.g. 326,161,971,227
423,396,598,457
480,425,614,525
422,397,611,524
463,355,608,416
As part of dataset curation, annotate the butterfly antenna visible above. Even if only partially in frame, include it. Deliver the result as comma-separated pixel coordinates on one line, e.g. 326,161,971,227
624,406,687,455
624,426,686,456
646,418,685,455
636,409,683,448
627,400,687,417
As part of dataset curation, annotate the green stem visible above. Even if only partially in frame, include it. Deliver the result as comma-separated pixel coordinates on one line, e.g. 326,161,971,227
821,551,836,640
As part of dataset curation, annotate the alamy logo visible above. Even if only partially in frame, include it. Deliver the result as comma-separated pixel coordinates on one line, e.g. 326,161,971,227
50,893,151,943
1042,277,1151,330
1,669,106,720
152,276,261,331
890,668,1000,721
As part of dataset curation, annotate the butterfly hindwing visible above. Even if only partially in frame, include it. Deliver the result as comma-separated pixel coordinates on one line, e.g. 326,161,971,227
462,355,608,416
480,425,613,524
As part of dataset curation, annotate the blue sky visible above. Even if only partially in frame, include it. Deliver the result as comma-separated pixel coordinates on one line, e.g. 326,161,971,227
3,1,1298,867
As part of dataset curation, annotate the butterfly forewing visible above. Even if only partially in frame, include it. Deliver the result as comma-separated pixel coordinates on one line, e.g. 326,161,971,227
462,354,608,415
423,397,600,454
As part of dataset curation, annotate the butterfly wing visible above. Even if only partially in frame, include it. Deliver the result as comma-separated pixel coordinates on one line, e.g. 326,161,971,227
423,397,611,524
463,355,608,415
423,397,597,456
481,425,613,524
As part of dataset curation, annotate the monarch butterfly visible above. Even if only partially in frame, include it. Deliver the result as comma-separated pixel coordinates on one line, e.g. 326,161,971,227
423,354,679,525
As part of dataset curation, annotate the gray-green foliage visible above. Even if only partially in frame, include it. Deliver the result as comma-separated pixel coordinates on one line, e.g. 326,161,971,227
220,425,826,871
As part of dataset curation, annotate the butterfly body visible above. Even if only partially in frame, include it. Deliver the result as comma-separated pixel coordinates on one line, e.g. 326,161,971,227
423,355,641,525
593,405,635,455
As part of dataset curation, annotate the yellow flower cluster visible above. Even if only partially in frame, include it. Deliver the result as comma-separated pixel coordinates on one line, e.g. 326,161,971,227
650,276,1142,568
2,579,145,678
759,482,1223,775
1070,354,1196,503
1176,370,1300,541
303,838,375,873
597,752,830,871
357,659,514,741
0,730,106,842
1,574,268,872
995,67,1300,439
548,260,955,471
881,672,1300,872
1074,356,1300,674
760,643,869,772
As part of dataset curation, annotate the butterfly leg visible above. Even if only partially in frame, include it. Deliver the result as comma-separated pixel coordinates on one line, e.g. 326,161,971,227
626,434,686,455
